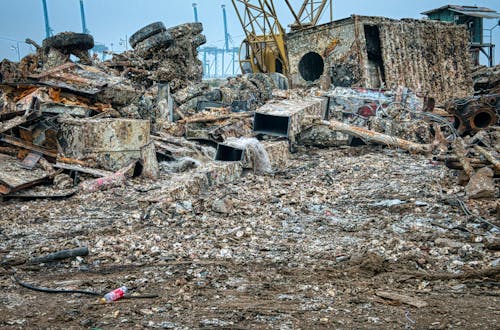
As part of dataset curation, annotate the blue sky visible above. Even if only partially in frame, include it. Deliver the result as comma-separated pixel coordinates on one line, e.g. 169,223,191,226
0,0,499,66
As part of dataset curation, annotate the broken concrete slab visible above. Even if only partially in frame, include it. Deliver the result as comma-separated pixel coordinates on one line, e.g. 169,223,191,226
466,167,496,199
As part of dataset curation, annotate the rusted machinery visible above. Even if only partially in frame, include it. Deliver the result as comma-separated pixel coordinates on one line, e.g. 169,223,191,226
445,94,499,134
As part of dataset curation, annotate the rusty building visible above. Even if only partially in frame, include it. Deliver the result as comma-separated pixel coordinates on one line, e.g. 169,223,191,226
286,15,473,104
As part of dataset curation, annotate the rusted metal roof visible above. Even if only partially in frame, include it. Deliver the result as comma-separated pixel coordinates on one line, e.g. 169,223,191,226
422,5,500,19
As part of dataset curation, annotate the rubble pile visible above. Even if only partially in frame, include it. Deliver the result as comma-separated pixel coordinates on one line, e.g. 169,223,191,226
107,22,204,90
0,21,290,196
0,17,499,329
472,64,500,95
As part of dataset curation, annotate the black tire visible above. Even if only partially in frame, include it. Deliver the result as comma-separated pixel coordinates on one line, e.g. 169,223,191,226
134,31,174,54
166,23,203,40
129,22,166,49
42,32,94,51
192,34,206,48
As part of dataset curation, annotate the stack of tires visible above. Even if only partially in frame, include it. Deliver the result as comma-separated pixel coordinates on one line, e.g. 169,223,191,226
125,22,206,92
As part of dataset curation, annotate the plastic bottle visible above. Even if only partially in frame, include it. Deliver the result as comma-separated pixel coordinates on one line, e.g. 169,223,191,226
101,286,127,303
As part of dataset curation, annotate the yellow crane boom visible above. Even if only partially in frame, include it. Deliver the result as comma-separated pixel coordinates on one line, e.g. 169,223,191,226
231,0,332,75
231,0,289,75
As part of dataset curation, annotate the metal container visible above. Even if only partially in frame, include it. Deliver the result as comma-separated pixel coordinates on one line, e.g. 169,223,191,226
59,118,151,171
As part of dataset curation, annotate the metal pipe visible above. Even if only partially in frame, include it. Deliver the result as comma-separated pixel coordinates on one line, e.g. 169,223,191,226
41,0,52,38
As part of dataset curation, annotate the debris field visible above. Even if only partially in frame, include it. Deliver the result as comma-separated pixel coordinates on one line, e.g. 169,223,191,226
0,15,499,330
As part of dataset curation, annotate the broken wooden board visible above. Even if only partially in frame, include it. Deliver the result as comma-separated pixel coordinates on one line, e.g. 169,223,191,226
0,134,58,160
375,291,428,308
53,162,114,178
0,154,51,194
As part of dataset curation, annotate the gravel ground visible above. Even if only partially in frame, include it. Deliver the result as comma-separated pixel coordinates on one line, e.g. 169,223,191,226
1,146,499,329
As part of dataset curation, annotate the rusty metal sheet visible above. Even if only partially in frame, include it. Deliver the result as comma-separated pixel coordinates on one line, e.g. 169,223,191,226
20,151,42,170
0,154,51,194
29,63,124,95
40,103,92,117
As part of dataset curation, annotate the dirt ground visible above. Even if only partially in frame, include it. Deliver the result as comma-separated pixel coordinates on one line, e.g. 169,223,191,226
1,146,499,329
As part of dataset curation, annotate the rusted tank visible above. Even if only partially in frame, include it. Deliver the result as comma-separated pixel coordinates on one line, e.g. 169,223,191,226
58,118,153,172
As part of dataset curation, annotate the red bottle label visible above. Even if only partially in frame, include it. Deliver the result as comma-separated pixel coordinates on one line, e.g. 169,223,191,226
111,288,125,300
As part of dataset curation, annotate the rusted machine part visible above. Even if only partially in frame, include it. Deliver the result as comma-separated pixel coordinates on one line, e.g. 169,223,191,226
321,119,432,154
446,95,499,134
468,107,497,131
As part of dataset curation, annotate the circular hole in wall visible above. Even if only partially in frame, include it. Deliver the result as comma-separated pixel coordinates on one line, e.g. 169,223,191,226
298,52,324,82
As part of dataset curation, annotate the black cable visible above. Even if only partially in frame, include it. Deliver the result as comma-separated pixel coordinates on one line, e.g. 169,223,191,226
11,273,159,299
11,273,101,296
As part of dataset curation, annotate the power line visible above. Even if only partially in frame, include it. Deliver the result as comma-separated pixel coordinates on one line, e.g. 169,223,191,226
0,36,27,43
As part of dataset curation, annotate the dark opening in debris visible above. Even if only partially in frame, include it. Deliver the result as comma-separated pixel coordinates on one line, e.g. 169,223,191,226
364,25,386,87
253,113,290,137
215,144,244,162
453,116,462,130
473,111,493,128
275,59,283,74
298,52,324,82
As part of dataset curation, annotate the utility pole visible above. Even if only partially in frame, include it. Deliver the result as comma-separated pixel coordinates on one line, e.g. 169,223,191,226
41,0,52,38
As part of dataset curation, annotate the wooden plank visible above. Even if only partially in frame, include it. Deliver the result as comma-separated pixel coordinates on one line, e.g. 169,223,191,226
0,134,58,160
375,291,428,308
53,162,114,178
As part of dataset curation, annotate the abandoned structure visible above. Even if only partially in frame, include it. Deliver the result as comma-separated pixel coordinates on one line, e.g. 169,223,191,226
286,15,473,103
422,5,500,67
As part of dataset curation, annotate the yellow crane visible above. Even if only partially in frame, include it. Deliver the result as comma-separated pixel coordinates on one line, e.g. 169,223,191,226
231,0,289,75
231,0,332,75
285,0,333,31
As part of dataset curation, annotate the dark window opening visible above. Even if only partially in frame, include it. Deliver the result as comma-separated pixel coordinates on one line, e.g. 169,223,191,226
364,25,386,87
298,52,324,82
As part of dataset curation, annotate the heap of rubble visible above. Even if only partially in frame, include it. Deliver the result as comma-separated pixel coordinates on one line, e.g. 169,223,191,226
0,20,498,207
